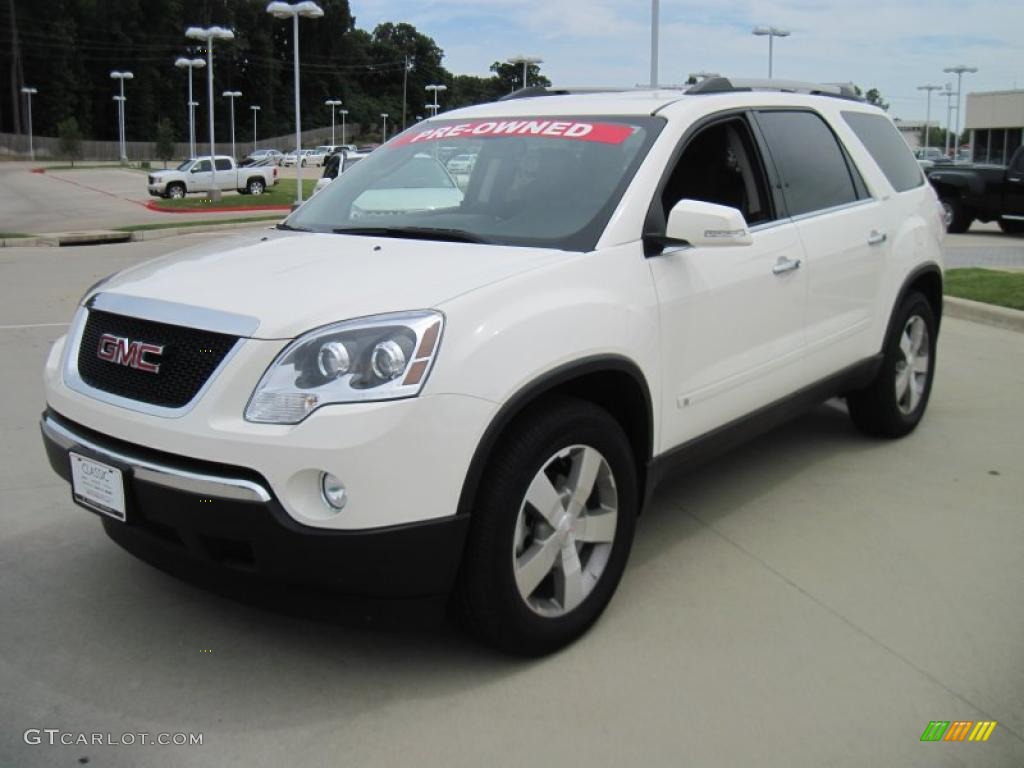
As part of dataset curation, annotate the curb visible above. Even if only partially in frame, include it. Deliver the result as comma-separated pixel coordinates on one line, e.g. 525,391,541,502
944,296,1024,332
144,200,292,214
1,218,280,248
129,219,279,241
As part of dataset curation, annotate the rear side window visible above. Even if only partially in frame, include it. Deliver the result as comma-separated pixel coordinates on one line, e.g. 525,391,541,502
842,111,924,192
756,110,860,217
214,158,232,171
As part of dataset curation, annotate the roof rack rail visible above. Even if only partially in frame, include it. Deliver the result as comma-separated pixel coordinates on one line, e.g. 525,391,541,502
686,76,863,101
498,85,674,101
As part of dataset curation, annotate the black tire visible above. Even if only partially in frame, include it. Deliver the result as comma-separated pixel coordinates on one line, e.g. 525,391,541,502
247,178,266,195
940,197,972,233
455,396,638,656
998,219,1024,235
847,292,937,438
166,182,186,200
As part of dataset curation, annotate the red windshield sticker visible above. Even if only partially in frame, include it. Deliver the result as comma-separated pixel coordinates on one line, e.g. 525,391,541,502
390,120,634,147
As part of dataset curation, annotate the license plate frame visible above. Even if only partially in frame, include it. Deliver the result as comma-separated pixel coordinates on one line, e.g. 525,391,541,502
69,452,127,522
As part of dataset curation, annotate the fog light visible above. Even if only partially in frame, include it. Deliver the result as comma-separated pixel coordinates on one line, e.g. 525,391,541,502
321,472,347,510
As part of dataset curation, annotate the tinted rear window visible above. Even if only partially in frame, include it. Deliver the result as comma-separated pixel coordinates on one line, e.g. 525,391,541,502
757,111,860,217
842,111,924,192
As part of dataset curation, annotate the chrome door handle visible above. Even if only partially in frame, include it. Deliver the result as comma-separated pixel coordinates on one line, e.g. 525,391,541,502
1009,176,1023,183
772,256,801,275
868,230,887,246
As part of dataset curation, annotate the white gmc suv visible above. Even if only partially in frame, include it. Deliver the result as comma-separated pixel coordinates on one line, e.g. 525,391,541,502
41,79,944,655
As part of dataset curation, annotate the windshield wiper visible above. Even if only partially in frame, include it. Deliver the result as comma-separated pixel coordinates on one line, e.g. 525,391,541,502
331,226,491,244
276,221,312,232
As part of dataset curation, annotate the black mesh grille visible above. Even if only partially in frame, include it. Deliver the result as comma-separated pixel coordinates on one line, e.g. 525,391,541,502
77,309,239,408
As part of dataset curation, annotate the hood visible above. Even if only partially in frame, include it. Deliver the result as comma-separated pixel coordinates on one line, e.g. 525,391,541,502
95,230,567,339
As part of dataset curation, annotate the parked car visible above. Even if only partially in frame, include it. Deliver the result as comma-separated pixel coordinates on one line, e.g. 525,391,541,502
244,149,284,166
146,155,279,198
282,149,320,167
927,145,1024,233
41,78,944,655
312,150,374,196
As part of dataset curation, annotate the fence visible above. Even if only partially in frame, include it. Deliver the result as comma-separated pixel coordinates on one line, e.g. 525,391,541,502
0,124,363,162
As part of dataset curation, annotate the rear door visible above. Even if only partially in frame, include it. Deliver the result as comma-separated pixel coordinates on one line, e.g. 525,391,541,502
754,109,884,380
214,158,235,190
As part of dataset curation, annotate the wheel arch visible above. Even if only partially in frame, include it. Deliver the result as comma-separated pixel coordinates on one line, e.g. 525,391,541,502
456,355,654,519
883,263,944,347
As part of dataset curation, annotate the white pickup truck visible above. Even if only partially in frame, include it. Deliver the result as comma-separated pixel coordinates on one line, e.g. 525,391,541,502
147,156,279,199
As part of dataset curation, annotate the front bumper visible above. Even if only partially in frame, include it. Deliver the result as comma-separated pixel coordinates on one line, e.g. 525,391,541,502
41,411,469,597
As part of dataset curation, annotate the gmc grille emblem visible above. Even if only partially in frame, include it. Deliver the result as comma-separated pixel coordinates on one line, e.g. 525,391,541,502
96,333,164,374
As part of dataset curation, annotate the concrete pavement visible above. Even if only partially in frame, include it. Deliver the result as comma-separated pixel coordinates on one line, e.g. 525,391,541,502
1,233,1023,767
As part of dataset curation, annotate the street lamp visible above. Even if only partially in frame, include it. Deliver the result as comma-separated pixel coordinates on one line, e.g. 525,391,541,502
380,113,389,143
185,25,235,196
425,84,447,114
109,71,133,160
250,105,261,153
650,0,659,87
112,95,126,160
325,99,342,145
20,87,37,161
943,64,978,162
752,26,790,79
222,90,242,159
267,1,325,206
425,104,439,118
506,56,542,91
339,108,348,145
941,84,956,157
917,84,942,156
174,57,205,157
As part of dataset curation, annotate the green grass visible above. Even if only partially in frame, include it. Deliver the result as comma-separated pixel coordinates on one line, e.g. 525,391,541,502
945,268,1024,311
116,215,283,233
152,178,314,210
0,232,32,238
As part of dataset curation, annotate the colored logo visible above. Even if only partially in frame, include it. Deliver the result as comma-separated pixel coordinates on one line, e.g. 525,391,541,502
920,721,997,742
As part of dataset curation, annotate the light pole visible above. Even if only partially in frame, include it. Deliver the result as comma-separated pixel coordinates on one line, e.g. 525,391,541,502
174,57,205,157
425,84,447,115
20,87,37,160
380,113,389,143
942,84,956,157
267,1,325,206
752,26,790,78
250,105,261,153
325,99,342,145
401,56,413,129
112,95,126,160
222,90,242,159
339,109,348,145
917,84,942,155
943,65,977,162
110,71,133,160
650,0,659,87
426,104,439,118
506,56,542,91
185,25,235,196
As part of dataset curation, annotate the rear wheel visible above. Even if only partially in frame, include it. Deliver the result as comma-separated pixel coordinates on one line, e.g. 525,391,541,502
940,197,972,233
455,397,637,656
246,178,265,195
847,292,937,438
998,219,1024,235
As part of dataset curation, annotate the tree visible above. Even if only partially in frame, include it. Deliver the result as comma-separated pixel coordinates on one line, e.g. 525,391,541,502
489,61,551,94
864,88,889,112
56,116,82,167
154,118,175,168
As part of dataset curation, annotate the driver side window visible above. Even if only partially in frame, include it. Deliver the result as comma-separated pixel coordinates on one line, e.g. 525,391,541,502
661,117,775,226
192,160,211,173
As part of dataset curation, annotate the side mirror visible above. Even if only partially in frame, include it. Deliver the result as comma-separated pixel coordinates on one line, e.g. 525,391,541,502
663,199,753,248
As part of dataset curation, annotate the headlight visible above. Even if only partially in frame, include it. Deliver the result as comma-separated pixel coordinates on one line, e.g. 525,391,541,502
245,310,444,424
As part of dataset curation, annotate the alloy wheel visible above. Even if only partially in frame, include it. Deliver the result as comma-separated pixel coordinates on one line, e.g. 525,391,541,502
512,445,618,618
894,315,930,415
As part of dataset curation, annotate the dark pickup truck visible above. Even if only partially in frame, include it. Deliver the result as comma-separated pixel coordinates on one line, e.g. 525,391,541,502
926,146,1024,234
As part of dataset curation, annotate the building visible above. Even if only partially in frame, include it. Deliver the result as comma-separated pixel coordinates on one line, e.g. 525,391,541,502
964,89,1024,165
893,120,927,149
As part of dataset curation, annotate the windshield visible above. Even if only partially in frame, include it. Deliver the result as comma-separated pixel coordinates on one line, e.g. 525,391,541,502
176,159,193,171
285,115,663,251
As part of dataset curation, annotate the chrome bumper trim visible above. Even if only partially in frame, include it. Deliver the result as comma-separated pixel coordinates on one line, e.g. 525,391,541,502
42,415,272,503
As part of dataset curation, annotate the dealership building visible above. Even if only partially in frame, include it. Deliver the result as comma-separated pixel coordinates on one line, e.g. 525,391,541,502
965,89,1024,164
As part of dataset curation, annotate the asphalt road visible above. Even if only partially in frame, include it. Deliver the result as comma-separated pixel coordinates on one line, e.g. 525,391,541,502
1,232,1023,767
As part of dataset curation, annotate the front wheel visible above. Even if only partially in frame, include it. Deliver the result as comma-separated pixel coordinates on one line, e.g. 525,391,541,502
166,183,186,200
940,197,972,233
847,292,937,438
455,397,637,656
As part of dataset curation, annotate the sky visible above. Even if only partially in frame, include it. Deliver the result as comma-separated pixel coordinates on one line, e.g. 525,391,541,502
350,0,1024,123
